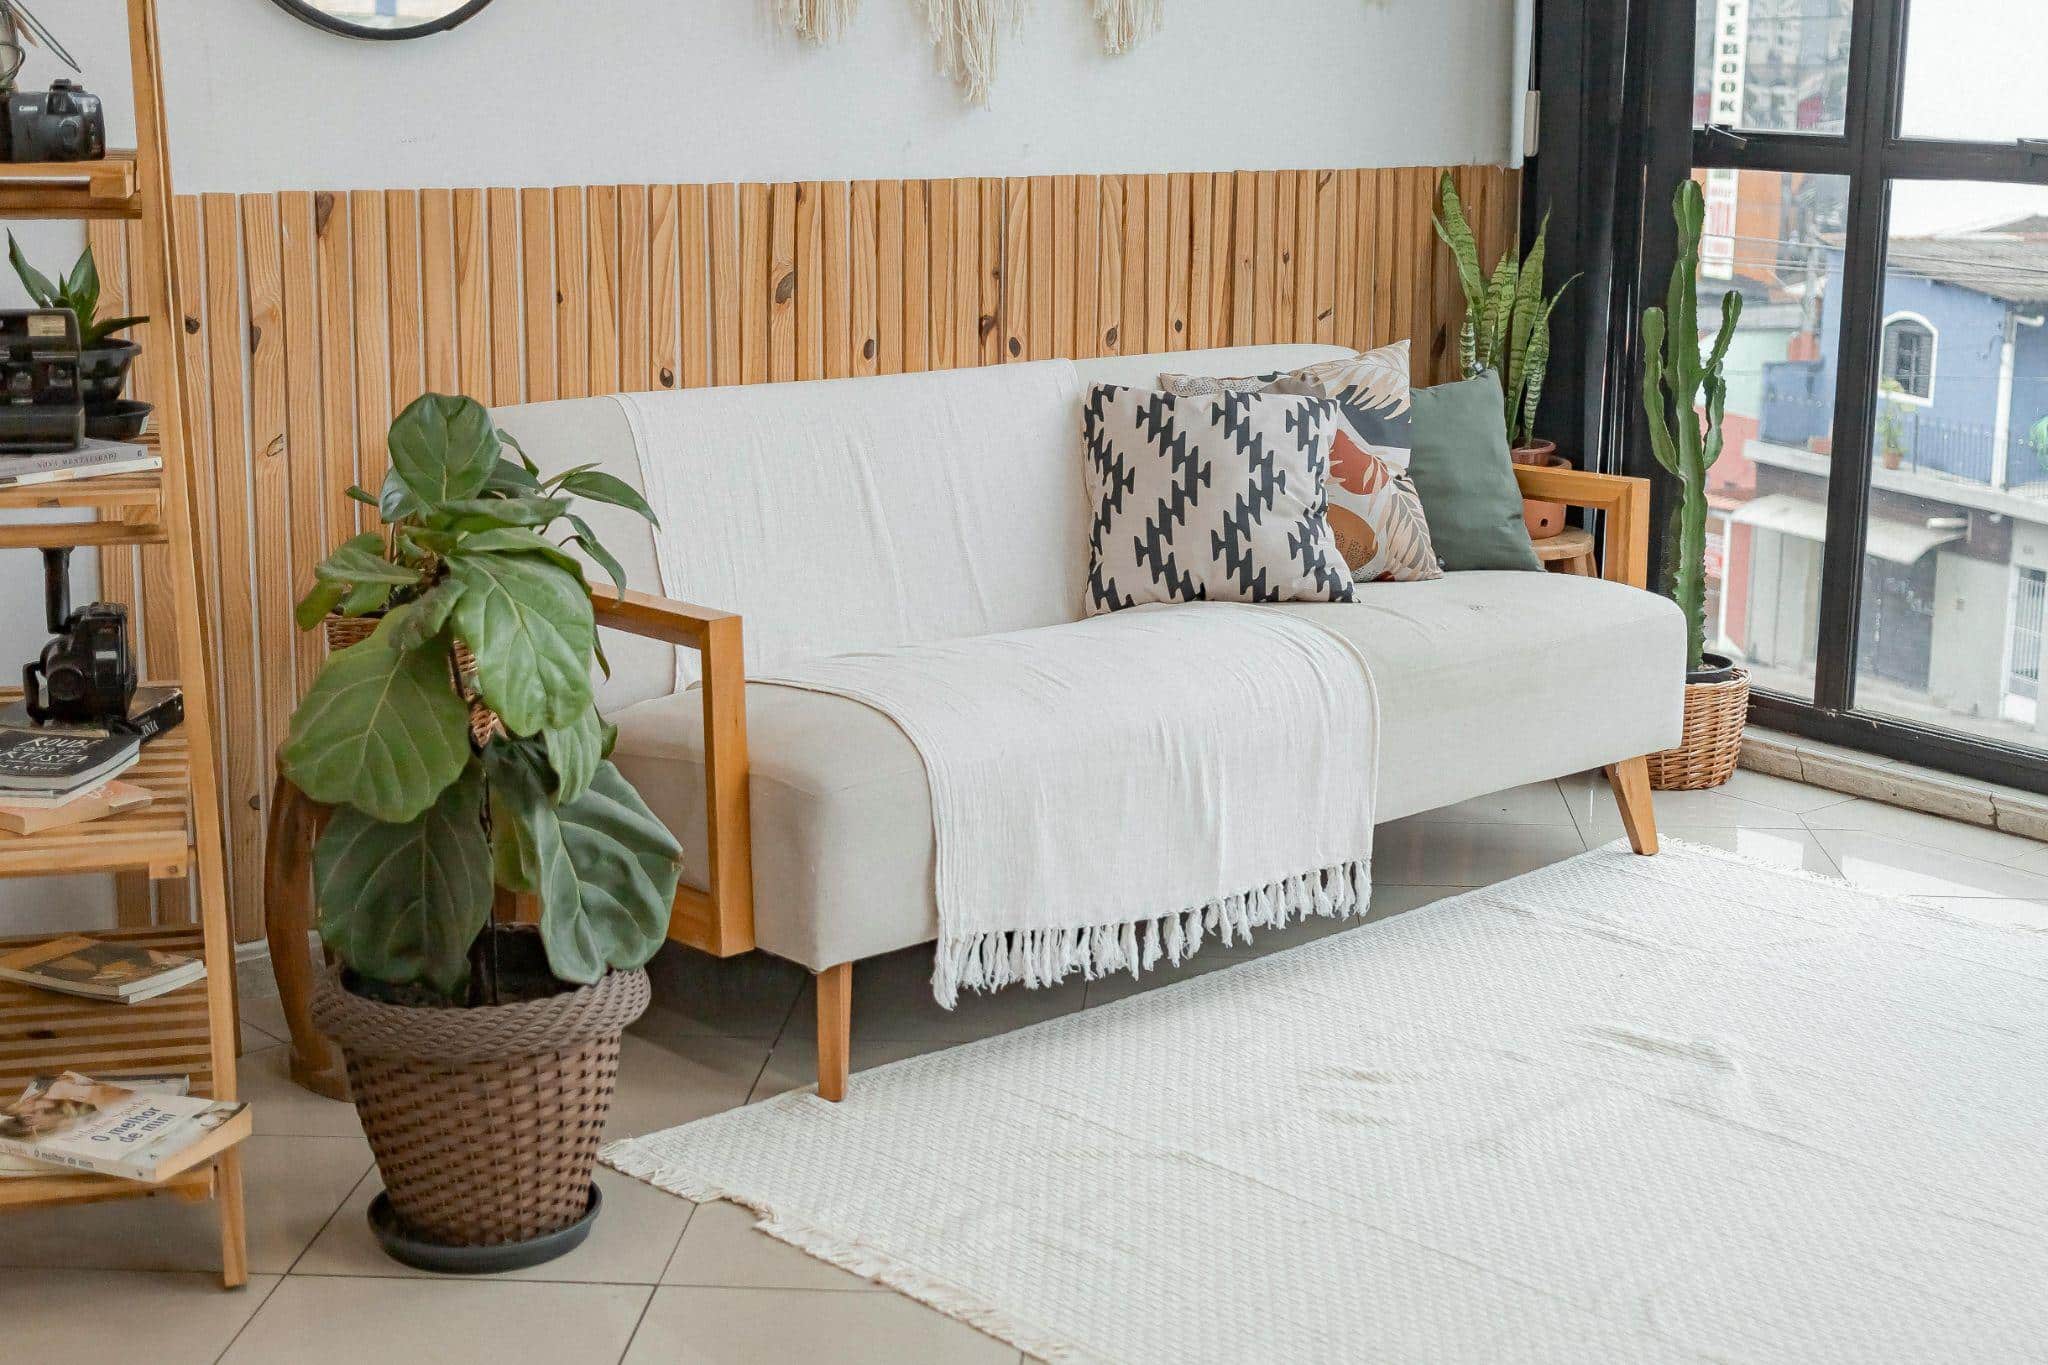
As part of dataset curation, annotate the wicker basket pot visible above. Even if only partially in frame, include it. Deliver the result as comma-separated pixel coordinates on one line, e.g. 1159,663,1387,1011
313,959,651,1247
1646,664,1751,791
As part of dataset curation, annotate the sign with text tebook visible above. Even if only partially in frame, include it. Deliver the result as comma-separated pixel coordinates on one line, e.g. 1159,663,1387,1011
0,1073,247,1183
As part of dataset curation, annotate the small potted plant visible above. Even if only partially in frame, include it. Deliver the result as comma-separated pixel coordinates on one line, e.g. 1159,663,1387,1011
284,392,681,1273
7,233,150,438
1642,179,1747,790
1876,380,1908,470
1434,172,1579,538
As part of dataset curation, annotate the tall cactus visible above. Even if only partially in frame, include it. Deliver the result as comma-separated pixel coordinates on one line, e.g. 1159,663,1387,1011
1433,172,1577,449
1642,179,1744,673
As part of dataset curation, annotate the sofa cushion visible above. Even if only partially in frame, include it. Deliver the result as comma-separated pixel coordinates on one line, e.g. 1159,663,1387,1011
1324,433,1443,583
1083,384,1357,613
609,573,1684,970
1408,371,1544,572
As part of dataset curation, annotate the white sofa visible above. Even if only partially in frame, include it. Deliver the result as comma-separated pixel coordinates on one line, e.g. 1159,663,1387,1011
494,344,1684,1097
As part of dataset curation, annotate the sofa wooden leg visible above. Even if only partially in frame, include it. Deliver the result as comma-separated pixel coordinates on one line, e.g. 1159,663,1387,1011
816,963,852,1102
1606,756,1659,855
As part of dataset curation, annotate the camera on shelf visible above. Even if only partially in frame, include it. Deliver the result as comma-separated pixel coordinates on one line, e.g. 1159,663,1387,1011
0,308,83,453
2,78,103,162
24,546,135,727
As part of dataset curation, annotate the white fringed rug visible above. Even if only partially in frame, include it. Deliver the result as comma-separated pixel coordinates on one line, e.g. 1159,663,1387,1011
604,840,2048,1363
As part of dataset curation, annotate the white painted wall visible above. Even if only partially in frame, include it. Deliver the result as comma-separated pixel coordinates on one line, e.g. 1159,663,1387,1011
0,0,1520,932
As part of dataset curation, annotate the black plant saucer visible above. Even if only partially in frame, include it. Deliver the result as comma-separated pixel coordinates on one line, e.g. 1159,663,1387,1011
367,1183,602,1275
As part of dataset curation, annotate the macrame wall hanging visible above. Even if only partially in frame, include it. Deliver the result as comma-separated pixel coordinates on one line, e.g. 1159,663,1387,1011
773,0,1165,106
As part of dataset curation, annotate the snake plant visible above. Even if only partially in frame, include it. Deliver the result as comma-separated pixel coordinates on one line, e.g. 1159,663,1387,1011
280,393,682,999
1432,172,1578,450
1642,180,1744,674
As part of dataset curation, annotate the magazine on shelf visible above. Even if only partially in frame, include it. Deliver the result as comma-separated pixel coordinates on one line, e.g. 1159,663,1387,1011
0,780,153,835
0,934,205,1002
0,1076,189,1177
0,685,185,742
0,438,160,489
0,1072,246,1183
0,731,141,800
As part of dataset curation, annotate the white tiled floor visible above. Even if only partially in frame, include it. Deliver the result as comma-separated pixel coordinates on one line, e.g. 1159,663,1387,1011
10,767,2046,1364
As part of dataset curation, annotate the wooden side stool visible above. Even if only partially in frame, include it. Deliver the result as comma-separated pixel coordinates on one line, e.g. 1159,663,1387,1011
1533,527,1598,577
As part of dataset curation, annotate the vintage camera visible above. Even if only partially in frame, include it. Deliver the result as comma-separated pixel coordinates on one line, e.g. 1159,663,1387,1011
24,547,135,726
2,79,104,162
0,309,83,452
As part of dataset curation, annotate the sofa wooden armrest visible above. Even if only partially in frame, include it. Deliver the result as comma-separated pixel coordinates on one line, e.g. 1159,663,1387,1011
1512,465,1653,590
593,589,756,959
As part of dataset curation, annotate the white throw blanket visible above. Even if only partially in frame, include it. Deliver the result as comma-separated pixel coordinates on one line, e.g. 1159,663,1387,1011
760,603,1379,1005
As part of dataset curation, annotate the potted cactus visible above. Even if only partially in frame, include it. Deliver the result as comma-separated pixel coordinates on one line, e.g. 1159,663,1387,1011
1434,173,1579,537
283,392,681,1272
1641,179,1748,790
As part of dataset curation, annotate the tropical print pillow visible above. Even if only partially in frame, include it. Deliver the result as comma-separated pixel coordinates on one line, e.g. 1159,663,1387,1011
1325,425,1442,583
1263,339,1414,470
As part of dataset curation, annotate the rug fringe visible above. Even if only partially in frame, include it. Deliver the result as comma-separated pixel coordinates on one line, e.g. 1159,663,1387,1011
933,857,1372,1008
600,1140,1102,1363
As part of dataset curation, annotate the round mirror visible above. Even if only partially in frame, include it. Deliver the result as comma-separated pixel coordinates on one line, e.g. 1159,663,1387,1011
269,0,497,40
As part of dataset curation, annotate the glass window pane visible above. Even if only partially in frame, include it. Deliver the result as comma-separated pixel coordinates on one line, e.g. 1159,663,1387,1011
1693,0,1852,135
1694,169,1852,703
1900,1,2048,142
1854,182,2048,753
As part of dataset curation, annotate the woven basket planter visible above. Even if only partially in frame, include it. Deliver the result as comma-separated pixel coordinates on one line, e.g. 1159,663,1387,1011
313,959,651,1247
1646,666,1751,791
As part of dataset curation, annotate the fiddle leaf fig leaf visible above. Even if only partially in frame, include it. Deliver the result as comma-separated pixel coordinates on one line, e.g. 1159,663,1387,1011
313,532,421,587
446,549,595,735
487,755,679,985
458,526,588,579
554,469,658,525
542,707,605,805
385,578,465,652
279,615,474,822
314,762,493,996
338,581,394,617
563,513,627,598
482,455,543,496
389,392,500,511
432,496,571,531
294,579,348,632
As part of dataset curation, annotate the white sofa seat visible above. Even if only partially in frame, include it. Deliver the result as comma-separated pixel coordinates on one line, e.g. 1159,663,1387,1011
610,571,1682,970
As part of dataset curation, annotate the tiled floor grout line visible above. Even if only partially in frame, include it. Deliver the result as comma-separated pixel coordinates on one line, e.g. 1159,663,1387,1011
612,1284,660,1365
282,1162,380,1278
210,1271,289,1365
651,1202,697,1285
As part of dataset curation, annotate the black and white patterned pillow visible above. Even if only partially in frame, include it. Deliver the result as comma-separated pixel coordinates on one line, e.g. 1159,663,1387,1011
1082,383,1357,615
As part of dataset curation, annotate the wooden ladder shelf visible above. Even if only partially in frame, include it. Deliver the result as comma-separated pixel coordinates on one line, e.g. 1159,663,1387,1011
0,0,246,1287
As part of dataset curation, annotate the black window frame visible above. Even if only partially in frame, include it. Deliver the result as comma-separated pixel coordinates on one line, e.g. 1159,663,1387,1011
1535,0,2048,794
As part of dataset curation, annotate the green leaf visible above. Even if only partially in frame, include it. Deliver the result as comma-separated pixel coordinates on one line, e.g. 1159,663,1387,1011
564,514,628,597
489,754,678,985
446,550,595,735
459,526,588,578
339,581,394,616
294,579,348,632
542,707,605,804
432,496,571,530
483,740,546,894
556,469,659,526
388,393,500,512
8,232,59,309
313,532,421,588
498,429,541,475
482,456,542,496
65,247,98,312
315,762,493,996
385,578,466,651
344,484,379,507
280,621,475,822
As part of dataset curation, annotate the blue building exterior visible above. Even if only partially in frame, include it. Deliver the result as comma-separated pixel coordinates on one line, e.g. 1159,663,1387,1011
1760,230,2048,489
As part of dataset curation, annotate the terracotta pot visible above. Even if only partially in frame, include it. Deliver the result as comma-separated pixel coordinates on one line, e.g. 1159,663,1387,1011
1514,448,1572,541
1881,447,1903,470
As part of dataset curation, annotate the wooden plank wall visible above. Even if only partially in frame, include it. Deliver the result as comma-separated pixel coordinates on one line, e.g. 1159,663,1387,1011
92,163,1519,941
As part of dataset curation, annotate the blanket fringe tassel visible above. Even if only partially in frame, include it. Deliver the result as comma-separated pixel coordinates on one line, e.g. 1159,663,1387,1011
934,859,1372,1008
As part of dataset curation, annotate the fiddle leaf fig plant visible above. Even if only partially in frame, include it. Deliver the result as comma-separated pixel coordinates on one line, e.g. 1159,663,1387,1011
281,392,678,999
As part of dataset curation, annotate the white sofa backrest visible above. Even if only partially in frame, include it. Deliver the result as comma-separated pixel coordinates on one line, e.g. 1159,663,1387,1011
494,343,1355,711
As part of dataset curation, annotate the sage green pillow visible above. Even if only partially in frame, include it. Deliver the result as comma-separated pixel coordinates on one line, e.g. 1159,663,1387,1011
1407,371,1542,572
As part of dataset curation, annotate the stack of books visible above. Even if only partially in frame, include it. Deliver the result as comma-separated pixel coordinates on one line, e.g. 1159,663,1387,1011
0,730,147,835
0,1072,246,1183
0,934,207,1004
0,437,161,491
